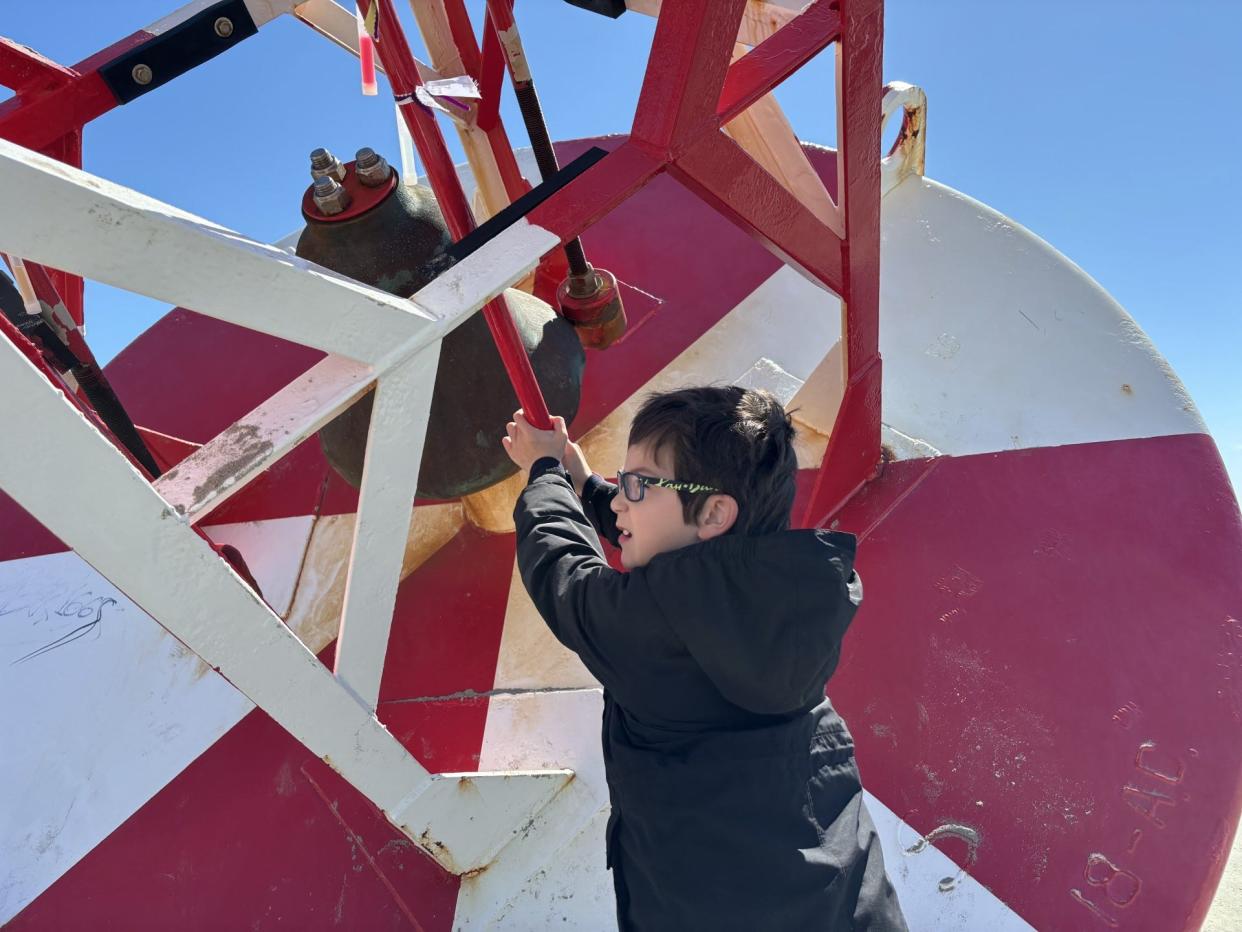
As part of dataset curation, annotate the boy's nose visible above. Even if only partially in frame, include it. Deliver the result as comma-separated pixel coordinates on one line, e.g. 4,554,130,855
610,492,625,514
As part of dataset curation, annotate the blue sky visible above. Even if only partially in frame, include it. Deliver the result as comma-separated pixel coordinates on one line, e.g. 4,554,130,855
3,1,1239,490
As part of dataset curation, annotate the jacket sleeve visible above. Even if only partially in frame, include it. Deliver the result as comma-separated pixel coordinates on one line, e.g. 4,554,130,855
580,474,621,547
513,459,647,695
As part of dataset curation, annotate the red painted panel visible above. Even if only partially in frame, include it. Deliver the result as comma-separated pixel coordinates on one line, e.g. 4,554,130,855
103,310,325,445
8,702,460,932
0,492,67,561
831,433,1242,931
379,525,517,703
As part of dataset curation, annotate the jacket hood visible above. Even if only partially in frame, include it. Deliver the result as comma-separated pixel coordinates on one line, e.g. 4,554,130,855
638,529,862,716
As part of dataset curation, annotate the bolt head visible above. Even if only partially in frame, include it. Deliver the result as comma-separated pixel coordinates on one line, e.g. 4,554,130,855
131,64,153,86
214,16,235,38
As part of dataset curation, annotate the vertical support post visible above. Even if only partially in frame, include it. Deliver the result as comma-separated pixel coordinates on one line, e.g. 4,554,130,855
334,343,440,709
799,0,884,527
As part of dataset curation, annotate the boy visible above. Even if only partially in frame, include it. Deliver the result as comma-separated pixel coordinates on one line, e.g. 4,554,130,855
503,386,906,931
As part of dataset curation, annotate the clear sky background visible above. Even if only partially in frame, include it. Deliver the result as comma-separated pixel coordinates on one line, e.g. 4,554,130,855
2,1,1239,490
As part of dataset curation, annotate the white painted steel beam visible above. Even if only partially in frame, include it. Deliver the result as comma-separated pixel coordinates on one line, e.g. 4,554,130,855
333,346,438,710
0,139,440,365
0,331,571,876
154,354,374,522
0,141,559,369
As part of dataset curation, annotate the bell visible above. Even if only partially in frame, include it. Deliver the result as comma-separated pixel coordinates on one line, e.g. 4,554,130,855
295,148,584,500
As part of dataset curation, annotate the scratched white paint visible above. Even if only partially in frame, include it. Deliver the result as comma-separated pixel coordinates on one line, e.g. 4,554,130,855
878,174,1206,458
0,552,255,924
865,791,1036,931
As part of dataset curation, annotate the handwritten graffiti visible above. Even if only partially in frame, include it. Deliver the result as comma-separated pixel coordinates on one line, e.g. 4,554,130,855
3,584,120,664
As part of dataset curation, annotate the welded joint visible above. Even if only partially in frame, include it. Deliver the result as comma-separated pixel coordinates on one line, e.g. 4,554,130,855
386,768,577,875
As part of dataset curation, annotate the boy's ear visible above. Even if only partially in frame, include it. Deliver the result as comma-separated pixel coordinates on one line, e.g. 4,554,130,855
696,494,738,540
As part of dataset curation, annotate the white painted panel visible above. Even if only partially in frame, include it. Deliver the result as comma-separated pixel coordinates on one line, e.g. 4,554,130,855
879,176,1206,457
0,552,254,924
202,515,315,618
492,558,598,692
865,791,1035,931
457,689,611,930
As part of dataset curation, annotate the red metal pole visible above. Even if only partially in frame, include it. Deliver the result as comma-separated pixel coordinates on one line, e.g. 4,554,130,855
357,0,552,429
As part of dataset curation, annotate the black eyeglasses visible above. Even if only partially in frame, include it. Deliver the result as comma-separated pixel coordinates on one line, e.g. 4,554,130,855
615,469,720,503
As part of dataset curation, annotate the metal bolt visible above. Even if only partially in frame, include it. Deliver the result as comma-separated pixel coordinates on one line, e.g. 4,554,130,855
312,175,352,216
131,64,153,86
309,147,346,182
354,147,392,187
214,16,234,38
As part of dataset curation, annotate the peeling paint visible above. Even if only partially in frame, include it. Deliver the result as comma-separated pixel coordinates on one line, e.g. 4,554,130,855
190,423,275,510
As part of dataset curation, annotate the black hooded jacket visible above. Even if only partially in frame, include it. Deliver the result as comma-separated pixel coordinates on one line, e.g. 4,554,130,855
514,460,907,931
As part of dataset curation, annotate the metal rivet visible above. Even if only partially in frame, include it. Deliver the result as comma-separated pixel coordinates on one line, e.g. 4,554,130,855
131,64,153,86
214,16,234,38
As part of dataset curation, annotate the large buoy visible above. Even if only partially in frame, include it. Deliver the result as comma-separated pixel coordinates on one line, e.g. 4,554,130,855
294,147,584,498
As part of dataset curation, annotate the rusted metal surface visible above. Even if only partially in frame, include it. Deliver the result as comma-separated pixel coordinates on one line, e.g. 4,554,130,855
880,80,928,194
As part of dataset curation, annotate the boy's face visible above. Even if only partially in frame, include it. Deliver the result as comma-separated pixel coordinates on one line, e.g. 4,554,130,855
611,441,706,569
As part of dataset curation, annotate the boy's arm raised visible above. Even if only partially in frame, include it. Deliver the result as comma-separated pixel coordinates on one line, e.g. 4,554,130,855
561,439,622,548
513,460,646,696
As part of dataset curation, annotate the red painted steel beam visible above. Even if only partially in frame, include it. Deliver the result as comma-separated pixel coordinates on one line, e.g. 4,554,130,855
0,34,146,153
525,140,664,243
801,0,884,527
671,132,844,294
440,0,529,202
0,34,141,326
716,0,841,125
837,0,883,372
630,0,746,158
357,0,553,428
475,8,507,131
0,36,75,93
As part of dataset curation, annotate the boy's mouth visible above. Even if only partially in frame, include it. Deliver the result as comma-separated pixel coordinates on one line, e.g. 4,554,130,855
618,528,633,545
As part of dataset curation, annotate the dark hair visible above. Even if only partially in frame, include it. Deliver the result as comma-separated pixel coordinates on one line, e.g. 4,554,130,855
628,386,798,536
